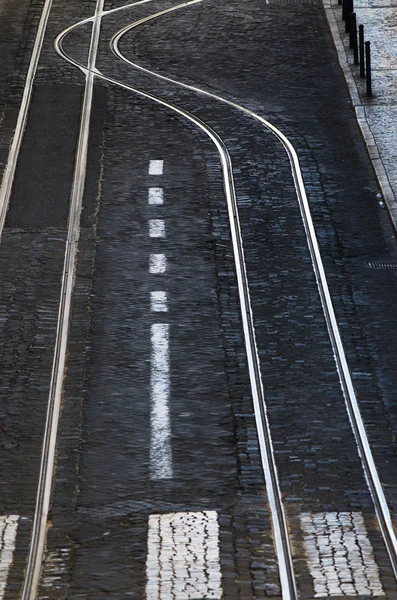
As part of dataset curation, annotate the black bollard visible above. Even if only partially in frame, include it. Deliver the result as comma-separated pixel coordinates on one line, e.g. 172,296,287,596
349,11,354,48
345,0,353,32
342,0,347,20
359,25,365,77
350,13,359,63
365,41,372,96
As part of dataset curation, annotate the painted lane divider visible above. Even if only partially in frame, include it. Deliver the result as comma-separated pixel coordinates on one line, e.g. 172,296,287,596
149,219,165,238
146,511,222,599
149,254,167,274
149,160,164,175
150,291,168,312
148,187,164,205
0,516,19,599
150,323,172,480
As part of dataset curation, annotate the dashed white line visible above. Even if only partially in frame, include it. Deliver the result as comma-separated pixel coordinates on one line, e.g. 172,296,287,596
149,254,167,274
149,219,165,238
0,515,19,599
148,187,164,205
146,511,222,599
149,160,164,175
150,324,172,480
151,291,168,312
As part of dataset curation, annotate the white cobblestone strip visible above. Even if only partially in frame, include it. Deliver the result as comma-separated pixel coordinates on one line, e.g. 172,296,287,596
149,160,164,175
146,510,222,599
149,253,167,274
301,512,384,597
148,187,164,205
150,324,172,480
149,219,166,238
0,516,19,598
150,291,168,312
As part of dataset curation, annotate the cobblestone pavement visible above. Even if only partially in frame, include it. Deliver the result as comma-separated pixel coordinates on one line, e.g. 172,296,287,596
1,0,397,598
325,0,397,218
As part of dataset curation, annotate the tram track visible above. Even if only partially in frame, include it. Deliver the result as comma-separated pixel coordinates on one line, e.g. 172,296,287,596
109,0,397,586
20,1,105,597
16,0,397,597
0,0,54,235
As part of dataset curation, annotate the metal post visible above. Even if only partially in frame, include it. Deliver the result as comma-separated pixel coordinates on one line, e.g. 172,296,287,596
345,0,353,33
349,11,354,48
359,25,365,77
342,0,346,20
365,40,372,96
338,0,342,5
345,2,350,31
350,13,359,63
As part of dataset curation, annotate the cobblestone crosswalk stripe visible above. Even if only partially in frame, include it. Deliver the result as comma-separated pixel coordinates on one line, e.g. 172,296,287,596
146,511,222,599
0,516,19,598
301,512,384,597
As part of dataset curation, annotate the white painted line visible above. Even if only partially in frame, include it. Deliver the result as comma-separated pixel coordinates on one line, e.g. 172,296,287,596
149,219,165,238
150,324,172,480
146,511,222,599
148,187,164,205
301,512,384,597
150,291,168,312
0,515,19,598
149,160,164,175
149,254,167,274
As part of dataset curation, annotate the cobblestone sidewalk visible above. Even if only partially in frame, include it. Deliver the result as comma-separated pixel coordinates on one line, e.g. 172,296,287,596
325,0,397,228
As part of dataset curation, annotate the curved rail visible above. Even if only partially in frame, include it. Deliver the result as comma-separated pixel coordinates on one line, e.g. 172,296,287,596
52,0,397,596
55,12,298,600
110,1,397,582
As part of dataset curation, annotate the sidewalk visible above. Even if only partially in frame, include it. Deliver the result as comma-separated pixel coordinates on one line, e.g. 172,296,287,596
324,0,397,228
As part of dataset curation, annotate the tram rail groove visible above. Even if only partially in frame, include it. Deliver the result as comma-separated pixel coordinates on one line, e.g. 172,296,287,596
0,0,54,236
109,0,397,583
20,1,105,597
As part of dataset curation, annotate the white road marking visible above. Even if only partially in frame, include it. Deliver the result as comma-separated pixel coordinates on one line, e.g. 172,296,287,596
149,219,165,238
149,254,167,274
0,516,19,598
150,292,168,312
301,512,384,597
150,324,172,479
148,187,164,205
146,511,222,599
149,160,164,175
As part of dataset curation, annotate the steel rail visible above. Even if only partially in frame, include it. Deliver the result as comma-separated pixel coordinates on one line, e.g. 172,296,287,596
20,0,105,597
0,0,54,236
52,0,166,70
56,23,298,600
109,0,397,583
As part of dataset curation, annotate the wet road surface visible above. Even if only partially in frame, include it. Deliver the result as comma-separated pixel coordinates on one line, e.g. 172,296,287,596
1,0,397,598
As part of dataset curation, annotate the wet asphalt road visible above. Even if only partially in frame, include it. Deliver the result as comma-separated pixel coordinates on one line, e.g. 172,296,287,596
1,0,397,598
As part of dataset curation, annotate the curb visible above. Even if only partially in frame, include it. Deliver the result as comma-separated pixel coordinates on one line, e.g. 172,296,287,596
323,0,397,232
